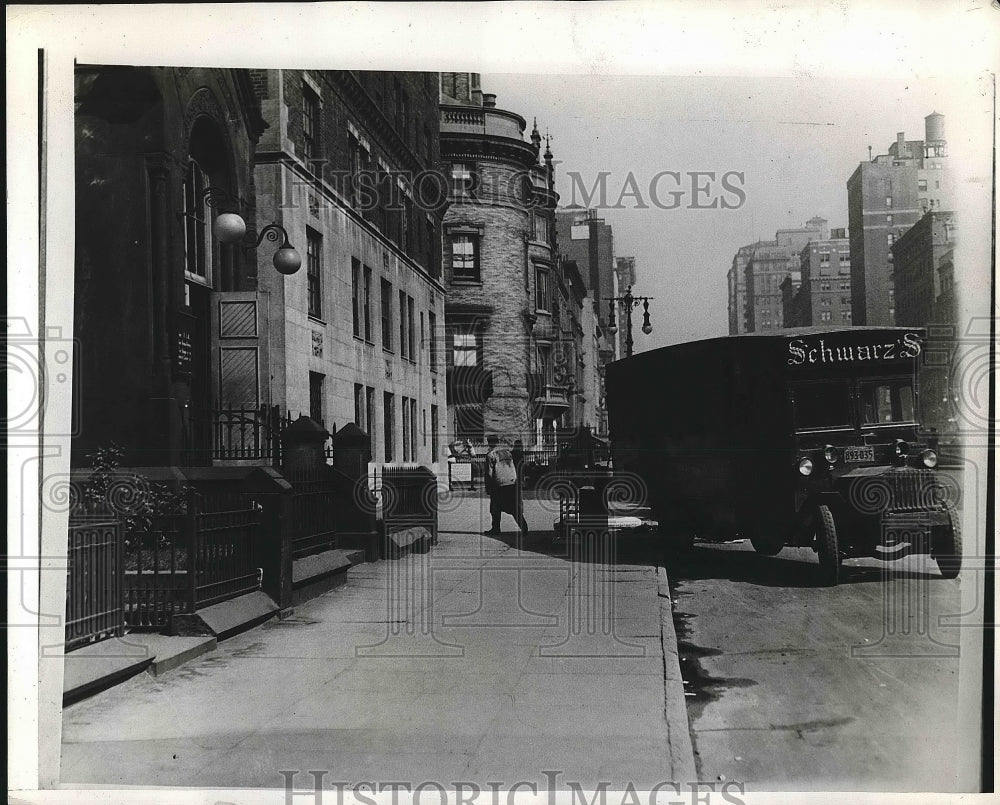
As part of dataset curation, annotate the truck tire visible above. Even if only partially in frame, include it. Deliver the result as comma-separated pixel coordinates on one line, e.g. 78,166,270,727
935,505,962,580
750,534,784,556
816,504,841,586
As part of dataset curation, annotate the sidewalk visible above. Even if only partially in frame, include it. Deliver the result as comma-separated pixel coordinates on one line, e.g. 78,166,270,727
61,494,694,790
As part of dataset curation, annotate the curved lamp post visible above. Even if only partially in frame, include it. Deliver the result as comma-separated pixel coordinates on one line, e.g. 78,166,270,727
606,286,654,358
189,187,302,275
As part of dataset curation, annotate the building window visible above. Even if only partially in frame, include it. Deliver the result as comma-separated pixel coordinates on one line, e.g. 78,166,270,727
407,296,416,362
302,83,320,164
307,228,322,319
886,215,894,226
451,234,480,282
841,310,852,322
363,265,373,341
381,278,393,351
820,311,832,322
819,251,830,265
885,196,893,208
455,405,484,442
430,405,439,461
310,372,324,425
887,233,895,246
401,396,411,462
351,258,362,337
182,160,210,281
383,392,395,462
918,179,928,192
366,386,376,444
450,162,477,197
452,333,480,367
410,398,417,459
820,282,831,292
535,268,549,312
428,311,438,372
354,383,365,430
399,291,408,360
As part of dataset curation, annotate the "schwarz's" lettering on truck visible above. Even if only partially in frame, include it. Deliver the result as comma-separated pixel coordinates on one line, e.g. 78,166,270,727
787,332,921,366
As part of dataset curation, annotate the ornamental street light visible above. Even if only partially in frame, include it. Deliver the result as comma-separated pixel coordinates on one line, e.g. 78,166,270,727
606,285,653,358
185,187,302,275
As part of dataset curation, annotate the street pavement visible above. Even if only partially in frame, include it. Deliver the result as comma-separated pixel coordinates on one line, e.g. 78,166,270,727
61,494,694,791
669,539,974,792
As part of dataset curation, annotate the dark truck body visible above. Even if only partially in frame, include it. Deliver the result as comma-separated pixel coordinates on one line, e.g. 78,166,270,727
606,326,961,584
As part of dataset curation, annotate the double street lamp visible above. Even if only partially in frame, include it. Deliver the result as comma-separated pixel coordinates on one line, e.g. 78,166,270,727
606,286,653,358
188,187,302,275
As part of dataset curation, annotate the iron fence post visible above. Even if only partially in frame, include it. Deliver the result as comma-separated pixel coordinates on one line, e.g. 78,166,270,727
185,487,199,612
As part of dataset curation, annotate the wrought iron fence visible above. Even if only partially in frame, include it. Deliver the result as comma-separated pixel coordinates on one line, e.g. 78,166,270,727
65,517,125,650
285,468,342,560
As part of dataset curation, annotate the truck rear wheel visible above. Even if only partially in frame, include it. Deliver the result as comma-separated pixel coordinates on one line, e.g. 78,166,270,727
816,504,841,586
935,506,962,580
750,534,784,556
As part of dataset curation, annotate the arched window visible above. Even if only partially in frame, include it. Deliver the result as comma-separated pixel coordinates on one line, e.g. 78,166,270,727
183,116,240,291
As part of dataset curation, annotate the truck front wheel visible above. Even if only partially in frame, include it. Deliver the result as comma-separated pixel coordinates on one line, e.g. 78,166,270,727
934,506,962,580
816,504,841,586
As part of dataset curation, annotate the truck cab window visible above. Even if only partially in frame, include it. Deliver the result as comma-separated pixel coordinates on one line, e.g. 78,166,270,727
861,379,915,425
791,381,852,430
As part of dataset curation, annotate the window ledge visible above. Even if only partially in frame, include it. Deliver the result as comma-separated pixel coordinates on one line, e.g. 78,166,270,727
308,315,327,326
354,335,376,347
383,347,395,356
451,279,483,286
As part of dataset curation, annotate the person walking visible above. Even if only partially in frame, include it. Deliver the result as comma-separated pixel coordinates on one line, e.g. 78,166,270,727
483,435,529,536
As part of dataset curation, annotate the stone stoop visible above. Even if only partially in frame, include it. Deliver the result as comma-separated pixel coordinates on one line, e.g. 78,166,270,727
62,633,217,706
291,548,367,606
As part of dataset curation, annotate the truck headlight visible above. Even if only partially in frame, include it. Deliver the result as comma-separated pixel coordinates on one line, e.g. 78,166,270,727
894,439,910,457
798,457,814,476
823,445,839,464
921,449,938,468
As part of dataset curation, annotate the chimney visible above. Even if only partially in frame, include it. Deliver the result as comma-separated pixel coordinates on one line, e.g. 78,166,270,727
482,93,497,108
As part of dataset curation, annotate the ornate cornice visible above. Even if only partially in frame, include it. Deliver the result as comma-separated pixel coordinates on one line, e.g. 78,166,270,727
441,133,538,169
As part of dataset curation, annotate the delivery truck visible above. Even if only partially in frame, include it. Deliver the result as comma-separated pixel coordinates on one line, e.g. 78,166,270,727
605,326,961,585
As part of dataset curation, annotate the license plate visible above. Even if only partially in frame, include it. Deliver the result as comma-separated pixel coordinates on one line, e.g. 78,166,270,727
845,445,875,463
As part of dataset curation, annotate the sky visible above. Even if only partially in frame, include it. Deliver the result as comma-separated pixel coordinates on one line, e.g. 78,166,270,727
484,73,974,347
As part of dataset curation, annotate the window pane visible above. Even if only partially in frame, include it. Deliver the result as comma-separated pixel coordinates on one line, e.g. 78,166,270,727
793,382,852,429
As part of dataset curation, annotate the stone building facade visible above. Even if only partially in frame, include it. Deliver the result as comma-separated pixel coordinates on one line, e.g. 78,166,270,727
847,113,950,326
439,74,566,446
250,69,447,471
781,229,852,328
73,65,268,465
742,217,828,332
891,210,957,328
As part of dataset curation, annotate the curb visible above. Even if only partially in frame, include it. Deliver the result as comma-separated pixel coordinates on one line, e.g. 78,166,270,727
657,565,698,781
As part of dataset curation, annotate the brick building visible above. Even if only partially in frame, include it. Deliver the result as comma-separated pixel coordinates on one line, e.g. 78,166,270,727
743,217,828,332
891,210,957,327
73,65,269,465
439,74,566,447
781,228,852,328
250,69,447,471
846,112,951,326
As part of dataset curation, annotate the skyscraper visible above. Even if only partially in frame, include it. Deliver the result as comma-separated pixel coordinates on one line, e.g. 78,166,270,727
846,113,950,326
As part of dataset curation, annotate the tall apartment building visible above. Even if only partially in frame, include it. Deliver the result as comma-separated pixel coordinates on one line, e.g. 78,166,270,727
891,210,957,327
781,228,852,327
727,243,760,335
743,217,828,332
439,74,566,447
556,208,618,435
251,69,447,471
846,112,950,326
